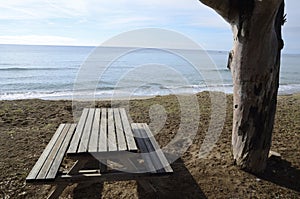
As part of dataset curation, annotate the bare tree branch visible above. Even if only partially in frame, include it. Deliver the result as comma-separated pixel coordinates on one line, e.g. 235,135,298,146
198,0,237,23
199,0,284,25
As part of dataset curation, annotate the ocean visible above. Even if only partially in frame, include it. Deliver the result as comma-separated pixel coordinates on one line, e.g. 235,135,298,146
0,44,299,100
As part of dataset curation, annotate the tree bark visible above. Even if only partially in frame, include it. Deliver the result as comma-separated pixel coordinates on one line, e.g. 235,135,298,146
199,0,285,173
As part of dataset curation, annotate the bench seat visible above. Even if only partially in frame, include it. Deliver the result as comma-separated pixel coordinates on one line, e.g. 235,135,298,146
131,123,173,174
26,124,76,182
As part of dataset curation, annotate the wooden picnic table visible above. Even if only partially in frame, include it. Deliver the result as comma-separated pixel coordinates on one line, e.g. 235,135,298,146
26,108,173,199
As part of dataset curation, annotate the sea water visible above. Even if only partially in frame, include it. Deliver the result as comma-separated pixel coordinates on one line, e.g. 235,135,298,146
0,44,299,100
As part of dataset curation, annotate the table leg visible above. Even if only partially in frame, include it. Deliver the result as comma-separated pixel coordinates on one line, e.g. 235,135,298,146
47,183,68,199
68,159,89,175
47,159,89,199
100,159,108,173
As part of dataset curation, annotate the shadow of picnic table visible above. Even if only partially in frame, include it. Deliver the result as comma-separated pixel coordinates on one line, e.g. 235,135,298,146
71,158,207,199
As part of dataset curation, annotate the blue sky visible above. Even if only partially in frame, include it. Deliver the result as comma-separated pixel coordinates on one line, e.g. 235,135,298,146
0,0,299,53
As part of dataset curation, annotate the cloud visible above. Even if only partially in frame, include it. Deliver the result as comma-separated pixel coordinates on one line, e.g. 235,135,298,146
0,35,81,46
0,0,230,38
0,0,88,20
0,0,299,52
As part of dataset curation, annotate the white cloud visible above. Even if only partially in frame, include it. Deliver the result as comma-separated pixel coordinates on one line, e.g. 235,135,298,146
0,0,88,19
0,35,85,46
0,0,299,52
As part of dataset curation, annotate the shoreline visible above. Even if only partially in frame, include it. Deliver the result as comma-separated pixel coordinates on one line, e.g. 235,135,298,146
1,91,299,102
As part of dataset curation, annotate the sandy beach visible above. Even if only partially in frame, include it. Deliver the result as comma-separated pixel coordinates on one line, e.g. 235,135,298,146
0,92,299,198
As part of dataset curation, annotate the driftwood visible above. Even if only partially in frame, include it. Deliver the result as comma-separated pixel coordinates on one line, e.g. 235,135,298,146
199,0,285,173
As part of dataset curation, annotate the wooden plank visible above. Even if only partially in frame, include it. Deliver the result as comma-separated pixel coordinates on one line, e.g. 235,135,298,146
29,172,170,184
67,109,89,154
26,124,65,181
107,108,117,151
37,124,71,179
58,171,171,182
134,123,165,173
89,108,100,152
78,108,95,153
139,123,173,173
46,124,77,179
113,108,127,151
119,108,138,151
131,124,156,173
98,108,107,152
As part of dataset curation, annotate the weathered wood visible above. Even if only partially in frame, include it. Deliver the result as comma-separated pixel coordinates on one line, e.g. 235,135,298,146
26,124,76,181
47,124,77,179
56,171,170,184
27,124,65,181
89,108,100,152
99,108,108,152
135,123,165,173
131,123,173,174
199,0,285,173
47,183,68,199
107,108,117,151
27,108,173,199
37,124,71,179
113,108,127,151
78,108,95,153
119,108,138,151
132,125,156,173
67,109,89,154
200,0,285,173
47,158,89,199
230,1,285,173
140,123,173,173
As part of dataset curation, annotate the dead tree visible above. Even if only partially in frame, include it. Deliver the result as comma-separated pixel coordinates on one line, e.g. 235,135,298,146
199,0,285,173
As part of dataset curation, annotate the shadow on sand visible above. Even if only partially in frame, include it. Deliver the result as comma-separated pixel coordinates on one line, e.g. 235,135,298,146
257,156,300,192
137,158,207,199
72,158,206,198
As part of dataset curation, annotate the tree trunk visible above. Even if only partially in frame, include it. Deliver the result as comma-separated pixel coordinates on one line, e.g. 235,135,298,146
199,0,285,173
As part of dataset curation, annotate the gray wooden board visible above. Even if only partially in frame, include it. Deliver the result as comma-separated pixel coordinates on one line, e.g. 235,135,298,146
119,108,138,151
46,124,77,179
140,123,173,173
134,123,165,173
131,123,173,174
26,124,65,181
37,124,70,179
78,108,95,153
98,108,107,152
89,108,100,152
67,109,89,154
107,108,117,151
131,124,156,173
113,108,127,151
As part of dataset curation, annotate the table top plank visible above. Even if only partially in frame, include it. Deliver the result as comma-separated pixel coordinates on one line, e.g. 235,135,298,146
98,108,107,152
67,109,89,154
89,109,100,152
78,108,95,153
107,108,117,151
119,108,138,151
113,108,127,151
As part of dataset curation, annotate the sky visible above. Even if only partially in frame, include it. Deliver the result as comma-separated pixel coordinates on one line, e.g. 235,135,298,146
0,0,299,53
